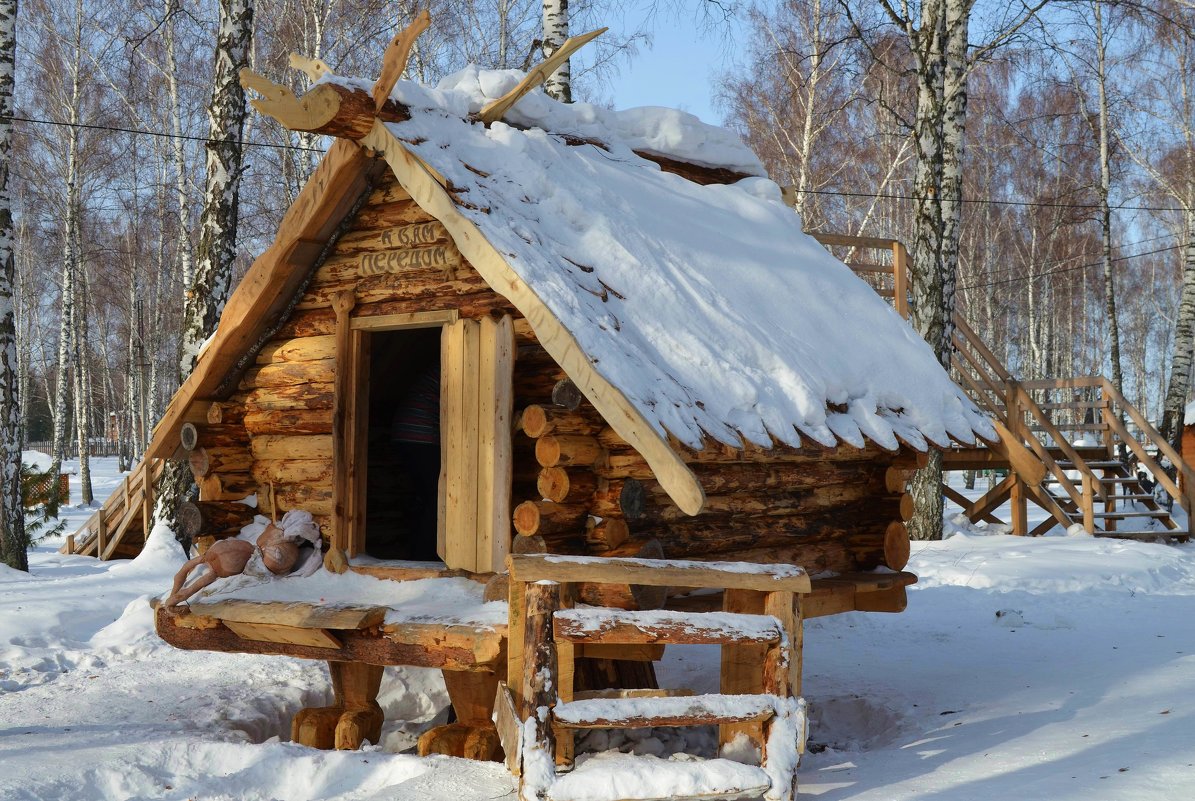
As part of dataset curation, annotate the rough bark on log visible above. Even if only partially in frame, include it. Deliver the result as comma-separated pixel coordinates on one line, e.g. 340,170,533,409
240,359,335,391
255,335,337,364
684,461,884,495
207,401,247,425
177,499,258,540
243,408,333,436
635,482,885,524
197,472,258,501
301,263,486,310
520,404,603,438
513,500,589,537
584,517,630,553
521,580,560,730
536,467,597,505
251,458,333,485
535,435,603,468
646,500,900,558
589,478,647,520
189,445,253,478
182,423,249,451
250,434,333,461
241,383,335,412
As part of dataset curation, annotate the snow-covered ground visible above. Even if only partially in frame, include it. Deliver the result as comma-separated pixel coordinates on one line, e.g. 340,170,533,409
2,459,1193,800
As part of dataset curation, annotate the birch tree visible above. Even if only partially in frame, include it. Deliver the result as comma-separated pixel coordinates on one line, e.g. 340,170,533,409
159,0,254,540
542,0,570,101
1128,1,1195,451
0,0,25,570
841,0,1049,540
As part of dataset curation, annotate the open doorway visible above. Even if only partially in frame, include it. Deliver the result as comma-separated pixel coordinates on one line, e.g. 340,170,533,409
365,327,441,561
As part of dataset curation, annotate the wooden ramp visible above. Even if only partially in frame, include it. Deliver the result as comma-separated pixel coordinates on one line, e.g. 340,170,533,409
814,234,1194,541
60,458,164,560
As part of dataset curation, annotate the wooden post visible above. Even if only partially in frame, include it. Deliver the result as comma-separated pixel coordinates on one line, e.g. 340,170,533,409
141,461,154,540
1098,388,1114,458
330,290,357,555
720,588,767,754
1010,478,1028,536
1006,383,1029,536
1081,473,1095,533
522,580,560,783
762,590,797,698
892,242,910,319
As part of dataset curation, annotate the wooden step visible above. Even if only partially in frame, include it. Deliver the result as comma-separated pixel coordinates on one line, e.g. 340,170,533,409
1093,530,1183,541
553,693,778,730
1055,460,1124,469
547,754,772,801
1091,510,1169,519
1107,494,1154,501
554,608,783,646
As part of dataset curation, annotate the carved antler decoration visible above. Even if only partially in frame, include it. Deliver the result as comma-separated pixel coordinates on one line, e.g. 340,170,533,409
373,10,432,110
479,27,607,125
288,52,332,82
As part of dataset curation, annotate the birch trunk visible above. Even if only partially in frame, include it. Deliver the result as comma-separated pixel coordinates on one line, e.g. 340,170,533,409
50,9,84,481
1159,209,1195,452
161,0,254,542
73,262,92,504
542,0,570,102
0,0,25,571
907,0,969,542
1093,4,1124,403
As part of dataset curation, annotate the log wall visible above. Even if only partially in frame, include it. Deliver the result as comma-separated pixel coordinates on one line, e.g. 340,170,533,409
183,168,915,579
188,171,515,543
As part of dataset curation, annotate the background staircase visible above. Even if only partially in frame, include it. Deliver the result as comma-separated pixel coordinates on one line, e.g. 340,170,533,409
813,234,1193,541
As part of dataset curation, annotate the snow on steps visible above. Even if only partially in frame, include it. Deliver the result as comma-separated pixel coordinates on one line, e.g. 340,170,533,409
546,754,771,801
553,608,783,645
554,693,778,729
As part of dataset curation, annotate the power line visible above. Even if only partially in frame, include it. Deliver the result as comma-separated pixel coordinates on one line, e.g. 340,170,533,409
959,243,1185,291
2,113,326,154
790,186,1191,214
6,111,1194,215
953,232,1179,282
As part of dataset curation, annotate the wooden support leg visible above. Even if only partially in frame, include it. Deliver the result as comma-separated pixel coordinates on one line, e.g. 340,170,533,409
331,661,385,749
720,588,767,757
443,670,502,725
421,670,505,761
1010,478,1028,536
292,661,385,751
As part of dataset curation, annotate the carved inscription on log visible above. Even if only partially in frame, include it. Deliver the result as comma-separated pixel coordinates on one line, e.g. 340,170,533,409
359,244,454,276
379,221,446,248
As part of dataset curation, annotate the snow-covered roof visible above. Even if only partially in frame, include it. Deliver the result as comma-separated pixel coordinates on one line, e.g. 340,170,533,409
363,68,995,454
1185,400,1195,427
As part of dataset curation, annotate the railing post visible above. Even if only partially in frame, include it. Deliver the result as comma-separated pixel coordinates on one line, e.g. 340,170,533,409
1004,382,1029,535
1081,473,1095,533
892,242,910,319
1098,388,1114,459
520,579,559,799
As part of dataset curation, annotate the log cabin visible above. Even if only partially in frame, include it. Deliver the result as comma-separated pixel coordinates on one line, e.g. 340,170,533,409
148,19,996,801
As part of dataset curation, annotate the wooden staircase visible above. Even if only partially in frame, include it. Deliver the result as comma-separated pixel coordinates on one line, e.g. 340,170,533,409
814,233,1194,541
499,554,809,801
60,458,163,560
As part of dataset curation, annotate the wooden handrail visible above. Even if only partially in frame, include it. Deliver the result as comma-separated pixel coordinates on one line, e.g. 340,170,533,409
812,233,899,249
1100,378,1194,513
952,335,1008,402
952,314,1014,383
1018,377,1103,390
1016,386,1106,503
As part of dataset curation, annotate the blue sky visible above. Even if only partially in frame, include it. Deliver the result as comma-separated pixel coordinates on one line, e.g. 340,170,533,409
595,3,752,125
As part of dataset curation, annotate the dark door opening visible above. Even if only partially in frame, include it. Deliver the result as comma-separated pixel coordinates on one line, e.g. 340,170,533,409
365,327,442,561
